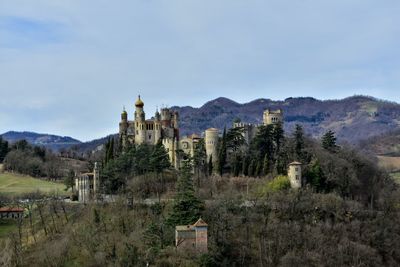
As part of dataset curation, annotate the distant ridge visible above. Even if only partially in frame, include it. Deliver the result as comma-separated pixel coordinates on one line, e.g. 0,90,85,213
0,131,82,151
172,95,400,143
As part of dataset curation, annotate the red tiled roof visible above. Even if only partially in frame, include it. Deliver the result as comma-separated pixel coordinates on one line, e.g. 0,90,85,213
0,207,24,212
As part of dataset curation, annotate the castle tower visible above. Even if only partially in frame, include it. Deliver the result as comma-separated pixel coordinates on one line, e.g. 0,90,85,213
205,128,219,163
172,111,179,129
194,218,208,253
134,95,146,144
263,109,283,125
161,108,171,128
288,161,302,189
154,109,162,144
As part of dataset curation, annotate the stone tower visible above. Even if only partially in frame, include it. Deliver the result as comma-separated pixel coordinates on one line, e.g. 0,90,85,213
205,128,219,163
263,109,283,125
288,161,302,189
134,95,146,144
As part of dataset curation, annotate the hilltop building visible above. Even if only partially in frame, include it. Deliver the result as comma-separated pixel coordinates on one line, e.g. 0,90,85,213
175,218,208,253
75,162,100,203
119,96,285,167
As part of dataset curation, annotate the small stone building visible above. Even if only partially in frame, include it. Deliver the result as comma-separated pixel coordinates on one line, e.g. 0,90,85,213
0,207,24,219
288,161,302,188
176,218,208,253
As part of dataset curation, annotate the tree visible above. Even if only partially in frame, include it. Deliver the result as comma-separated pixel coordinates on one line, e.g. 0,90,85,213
293,124,304,160
0,137,9,163
226,126,245,151
64,169,76,191
322,130,337,151
217,127,227,176
150,140,170,174
193,139,208,184
273,122,285,154
167,160,204,226
208,155,213,176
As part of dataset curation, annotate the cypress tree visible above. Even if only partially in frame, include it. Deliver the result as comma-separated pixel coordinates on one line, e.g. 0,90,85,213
322,130,337,151
217,127,227,176
208,155,213,176
293,124,305,160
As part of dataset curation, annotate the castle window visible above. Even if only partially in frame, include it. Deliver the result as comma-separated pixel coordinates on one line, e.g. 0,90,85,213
149,135,152,140
295,167,299,171
296,175,299,180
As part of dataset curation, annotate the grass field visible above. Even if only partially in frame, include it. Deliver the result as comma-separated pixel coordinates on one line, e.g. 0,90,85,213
0,172,68,196
390,172,400,184
0,220,17,238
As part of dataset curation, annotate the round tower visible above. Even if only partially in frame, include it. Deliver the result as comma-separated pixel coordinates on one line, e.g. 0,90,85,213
205,128,219,163
288,161,302,189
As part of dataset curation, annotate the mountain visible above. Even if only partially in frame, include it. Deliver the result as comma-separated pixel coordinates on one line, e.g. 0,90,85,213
0,131,82,151
172,95,400,144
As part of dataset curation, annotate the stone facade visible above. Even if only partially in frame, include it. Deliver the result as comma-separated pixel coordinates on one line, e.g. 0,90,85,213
288,161,302,188
176,218,208,253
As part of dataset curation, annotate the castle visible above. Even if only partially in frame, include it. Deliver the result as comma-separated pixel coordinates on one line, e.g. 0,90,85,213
119,96,284,168
175,218,208,253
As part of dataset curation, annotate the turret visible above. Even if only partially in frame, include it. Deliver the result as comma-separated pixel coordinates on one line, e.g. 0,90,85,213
161,108,171,127
134,95,145,122
263,108,283,125
205,128,219,163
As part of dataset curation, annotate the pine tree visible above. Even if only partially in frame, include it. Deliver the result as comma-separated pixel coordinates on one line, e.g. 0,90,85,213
167,160,204,226
193,139,207,180
322,130,337,152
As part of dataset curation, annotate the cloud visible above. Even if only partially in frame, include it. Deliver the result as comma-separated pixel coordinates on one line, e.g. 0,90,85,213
0,0,399,140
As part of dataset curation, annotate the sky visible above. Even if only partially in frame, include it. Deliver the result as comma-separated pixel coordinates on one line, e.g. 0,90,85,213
0,0,400,141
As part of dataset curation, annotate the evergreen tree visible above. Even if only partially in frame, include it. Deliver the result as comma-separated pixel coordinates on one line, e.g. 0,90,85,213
167,160,204,226
293,124,305,160
273,122,285,154
208,155,213,176
150,140,170,174
322,130,337,152
226,126,245,151
307,159,327,192
0,137,9,163
217,127,227,176
193,139,207,179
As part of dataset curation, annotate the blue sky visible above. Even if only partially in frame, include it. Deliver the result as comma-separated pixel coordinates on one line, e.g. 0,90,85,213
0,0,399,141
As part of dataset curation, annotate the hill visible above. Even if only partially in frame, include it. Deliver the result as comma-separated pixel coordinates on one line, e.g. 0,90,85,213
172,95,400,143
0,131,82,151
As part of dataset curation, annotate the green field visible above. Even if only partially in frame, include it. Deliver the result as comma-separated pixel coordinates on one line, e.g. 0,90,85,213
0,220,17,238
0,172,68,196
